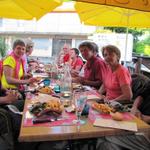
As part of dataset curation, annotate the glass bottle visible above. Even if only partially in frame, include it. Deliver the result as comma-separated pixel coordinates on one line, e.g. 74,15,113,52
60,63,72,107
50,60,58,80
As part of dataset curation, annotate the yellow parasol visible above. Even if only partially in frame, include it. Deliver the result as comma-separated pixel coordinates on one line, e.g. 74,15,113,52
55,1,150,62
0,0,62,20
74,1,150,62
76,0,150,12
75,2,150,27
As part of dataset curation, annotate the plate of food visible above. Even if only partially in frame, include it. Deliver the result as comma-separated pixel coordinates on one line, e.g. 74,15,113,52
38,86,54,95
91,102,115,114
108,101,130,112
29,100,63,117
91,101,130,114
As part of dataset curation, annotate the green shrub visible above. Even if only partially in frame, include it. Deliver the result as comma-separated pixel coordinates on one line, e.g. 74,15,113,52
0,37,7,58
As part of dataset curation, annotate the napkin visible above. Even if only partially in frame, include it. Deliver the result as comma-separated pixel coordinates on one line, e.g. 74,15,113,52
94,118,137,132
87,94,100,100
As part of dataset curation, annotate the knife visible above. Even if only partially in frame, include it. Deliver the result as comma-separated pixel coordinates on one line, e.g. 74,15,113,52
32,116,69,124
32,118,55,124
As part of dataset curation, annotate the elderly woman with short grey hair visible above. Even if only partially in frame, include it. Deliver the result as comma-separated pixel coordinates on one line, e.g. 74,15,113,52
75,41,107,89
99,45,132,102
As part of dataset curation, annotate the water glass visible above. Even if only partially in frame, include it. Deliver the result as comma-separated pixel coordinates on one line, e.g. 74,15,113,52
43,78,50,86
54,84,60,93
73,91,87,125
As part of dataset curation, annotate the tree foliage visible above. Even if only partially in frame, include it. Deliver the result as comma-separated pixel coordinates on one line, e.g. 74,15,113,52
135,35,150,55
104,27,144,53
0,37,7,58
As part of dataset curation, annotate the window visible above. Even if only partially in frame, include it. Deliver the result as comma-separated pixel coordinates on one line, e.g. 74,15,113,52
32,38,50,51
75,39,84,49
31,38,52,58
52,39,72,56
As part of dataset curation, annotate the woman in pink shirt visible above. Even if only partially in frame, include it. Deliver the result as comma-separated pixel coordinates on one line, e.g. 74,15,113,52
99,45,132,101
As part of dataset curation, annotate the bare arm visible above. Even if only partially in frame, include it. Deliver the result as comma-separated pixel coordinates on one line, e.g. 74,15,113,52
4,66,37,85
82,79,101,88
141,115,150,123
76,76,101,88
71,69,80,77
130,96,150,123
112,84,133,101
99,84,106,95
74,65,82,72
130,96,143,115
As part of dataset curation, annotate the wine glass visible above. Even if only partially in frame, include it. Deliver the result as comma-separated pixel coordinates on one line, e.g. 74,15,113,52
73,91,87,125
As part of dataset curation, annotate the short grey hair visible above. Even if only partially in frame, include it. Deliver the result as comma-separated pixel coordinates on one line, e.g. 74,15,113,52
79,41,98,53
102,45,121,61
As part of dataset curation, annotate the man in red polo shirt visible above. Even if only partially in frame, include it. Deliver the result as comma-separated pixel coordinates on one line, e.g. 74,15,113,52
63,44,70,64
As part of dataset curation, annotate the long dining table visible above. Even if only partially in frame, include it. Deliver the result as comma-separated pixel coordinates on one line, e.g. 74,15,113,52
19,93,150,142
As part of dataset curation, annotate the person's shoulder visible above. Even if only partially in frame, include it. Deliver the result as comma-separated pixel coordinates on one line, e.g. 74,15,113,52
3,55,15,67
95,56,104,62
96,57,107,67
117,65,131,81
77,56,83,62
4,55,15,63
117,64,129,74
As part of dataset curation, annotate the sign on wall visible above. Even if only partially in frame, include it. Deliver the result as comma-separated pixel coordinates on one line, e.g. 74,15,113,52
89,33,133,61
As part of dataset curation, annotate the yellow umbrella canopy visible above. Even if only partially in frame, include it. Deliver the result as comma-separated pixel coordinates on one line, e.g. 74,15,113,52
75,2,150,27
76,0,150,12
0,0,62,20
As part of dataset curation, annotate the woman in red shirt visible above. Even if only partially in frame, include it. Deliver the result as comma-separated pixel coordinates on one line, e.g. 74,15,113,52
75,41,107,89
99,45,132,101
70,48,83,75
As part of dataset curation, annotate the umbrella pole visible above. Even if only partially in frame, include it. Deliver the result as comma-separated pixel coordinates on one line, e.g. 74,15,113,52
124,10,130,67
124,27,128,66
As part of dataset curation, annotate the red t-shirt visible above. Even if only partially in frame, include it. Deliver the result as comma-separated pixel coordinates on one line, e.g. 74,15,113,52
84,56,107,82
63,54,70,63
71,57,83,70
103,64,131,100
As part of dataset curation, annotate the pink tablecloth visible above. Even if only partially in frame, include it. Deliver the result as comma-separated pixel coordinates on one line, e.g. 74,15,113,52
23,112,77,127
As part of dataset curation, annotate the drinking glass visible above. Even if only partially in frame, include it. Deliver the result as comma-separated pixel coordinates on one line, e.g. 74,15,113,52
73,91,87,125
43,78,50,86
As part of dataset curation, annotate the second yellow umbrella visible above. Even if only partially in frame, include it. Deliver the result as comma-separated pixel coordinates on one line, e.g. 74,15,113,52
75,2,150,28
0,0,62,20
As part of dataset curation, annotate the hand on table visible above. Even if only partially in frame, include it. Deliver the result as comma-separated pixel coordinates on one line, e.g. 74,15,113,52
71,70,79,77
100,95,106,100
27,77,39,84
130,107,139,115
135,111,142,119
24,73,33,79
141,114,150,123
75,77,86,85
5,90,19,104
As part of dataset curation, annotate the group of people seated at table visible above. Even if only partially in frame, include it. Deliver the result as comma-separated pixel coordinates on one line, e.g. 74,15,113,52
57,43,84,75
0,39,149,150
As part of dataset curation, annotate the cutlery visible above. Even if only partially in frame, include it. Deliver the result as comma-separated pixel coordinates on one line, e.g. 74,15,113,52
32,116,68,124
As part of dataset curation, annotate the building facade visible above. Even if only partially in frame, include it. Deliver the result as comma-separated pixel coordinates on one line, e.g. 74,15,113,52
0,13,96,63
